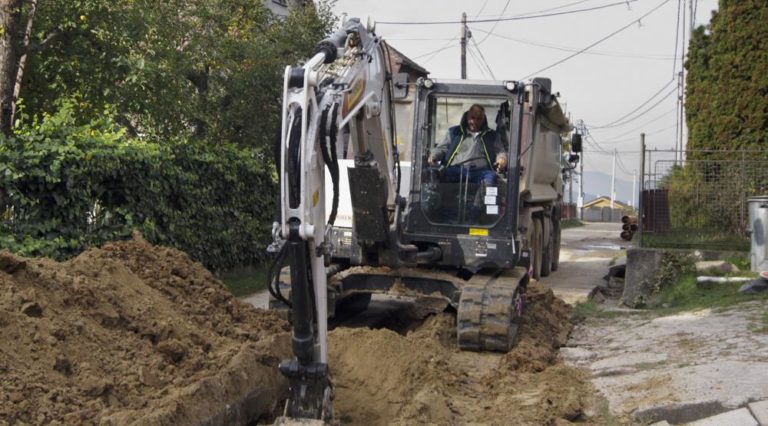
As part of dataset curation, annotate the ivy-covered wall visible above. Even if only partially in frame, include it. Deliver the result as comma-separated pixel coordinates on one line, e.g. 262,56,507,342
0,105,276,271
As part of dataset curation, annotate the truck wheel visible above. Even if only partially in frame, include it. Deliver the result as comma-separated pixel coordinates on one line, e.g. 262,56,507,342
540,217,552,277
532,219,543,280
551,217,561,271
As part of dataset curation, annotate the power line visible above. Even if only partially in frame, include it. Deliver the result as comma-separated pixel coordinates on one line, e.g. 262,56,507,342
476,0,511,45
412,38,457,60
590,78,675,128
470,37,496,79
597,122,678,145
378,0,639,25
469,27,676,60
512,0,597,17
591,106,677,140
520,0,673,80
466,46,489,79
587,85,678,130
672,0,682,75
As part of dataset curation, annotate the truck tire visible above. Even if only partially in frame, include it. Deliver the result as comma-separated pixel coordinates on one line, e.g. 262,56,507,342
551,217,561,271
540,217,552,277
532,219,543,280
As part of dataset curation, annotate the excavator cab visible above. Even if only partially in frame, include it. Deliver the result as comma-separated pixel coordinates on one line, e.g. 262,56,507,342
402,79,526,272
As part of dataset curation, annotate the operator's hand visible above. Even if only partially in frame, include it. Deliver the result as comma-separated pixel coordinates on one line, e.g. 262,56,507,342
494,156,508,172
428,156,438,166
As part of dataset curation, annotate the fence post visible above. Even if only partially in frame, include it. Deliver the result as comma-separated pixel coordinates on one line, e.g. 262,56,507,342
638,133,646,247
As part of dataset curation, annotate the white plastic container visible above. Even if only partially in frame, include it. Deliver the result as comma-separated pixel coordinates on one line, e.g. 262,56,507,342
747,196,768,272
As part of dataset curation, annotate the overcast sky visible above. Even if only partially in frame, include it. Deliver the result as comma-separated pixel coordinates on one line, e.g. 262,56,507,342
330,0,719,198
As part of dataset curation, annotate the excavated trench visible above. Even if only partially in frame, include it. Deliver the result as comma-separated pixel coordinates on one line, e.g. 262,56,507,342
0,235,596,425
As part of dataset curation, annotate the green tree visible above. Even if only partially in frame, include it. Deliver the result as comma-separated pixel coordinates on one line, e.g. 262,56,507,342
5,0,334,150
685,0,768,156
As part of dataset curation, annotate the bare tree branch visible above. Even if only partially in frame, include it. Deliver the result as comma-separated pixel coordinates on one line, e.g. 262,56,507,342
11,0,38,125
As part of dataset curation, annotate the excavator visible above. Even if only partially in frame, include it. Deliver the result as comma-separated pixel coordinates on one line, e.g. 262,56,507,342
269,16,576,422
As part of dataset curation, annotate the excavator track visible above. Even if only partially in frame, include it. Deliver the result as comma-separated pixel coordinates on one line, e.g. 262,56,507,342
270,264,529,353
457,266,528,352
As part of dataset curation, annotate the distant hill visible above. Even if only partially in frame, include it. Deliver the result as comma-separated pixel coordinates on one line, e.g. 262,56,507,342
563,171,635,206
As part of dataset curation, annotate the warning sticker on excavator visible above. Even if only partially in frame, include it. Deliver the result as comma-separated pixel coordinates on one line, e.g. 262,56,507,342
312,190,319,207
469,228,488,236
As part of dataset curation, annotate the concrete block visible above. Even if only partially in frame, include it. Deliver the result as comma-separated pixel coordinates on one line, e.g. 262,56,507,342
649,422,670,426
748,400,768,426
622,248,662,307
687,408,758,426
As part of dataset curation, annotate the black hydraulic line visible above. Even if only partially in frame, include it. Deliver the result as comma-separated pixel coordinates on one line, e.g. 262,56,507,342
287,108,303,209
314,20,357,64
287,219,314,365
318,103,341,227
328,103,341,226
267,243,291,308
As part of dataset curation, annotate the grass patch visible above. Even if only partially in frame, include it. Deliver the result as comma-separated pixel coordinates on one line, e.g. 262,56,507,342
570,300,641,322
221,264,271,297
656,274,768,313
561,218,584,229
723,253,751,272
641,229,749,251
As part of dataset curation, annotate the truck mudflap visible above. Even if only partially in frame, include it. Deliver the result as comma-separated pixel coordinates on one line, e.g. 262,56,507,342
456,266,528,352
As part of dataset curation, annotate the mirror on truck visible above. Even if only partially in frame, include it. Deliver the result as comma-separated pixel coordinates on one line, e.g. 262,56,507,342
392,73,409,100
571,133,583,153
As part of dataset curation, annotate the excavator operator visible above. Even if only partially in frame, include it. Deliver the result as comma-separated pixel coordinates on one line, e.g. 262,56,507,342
428,104,508,185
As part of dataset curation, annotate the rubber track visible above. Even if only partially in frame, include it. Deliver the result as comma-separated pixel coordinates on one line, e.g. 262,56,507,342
456,267,526,352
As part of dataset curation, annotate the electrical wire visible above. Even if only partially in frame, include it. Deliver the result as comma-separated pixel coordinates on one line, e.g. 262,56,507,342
672,0,682,75
469,37,496,79
597,122,678,145
587,85,678,130
412,39,457,60
469,27,676,60
476,0,511,45
590,78,675,128
520,0,673,80
466,46,489,79
590,106,677,140
378,0,639,25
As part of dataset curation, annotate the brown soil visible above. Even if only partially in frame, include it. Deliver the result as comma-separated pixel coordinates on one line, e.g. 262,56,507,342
329,282,597,425
0,234,290,425
2,234,595,425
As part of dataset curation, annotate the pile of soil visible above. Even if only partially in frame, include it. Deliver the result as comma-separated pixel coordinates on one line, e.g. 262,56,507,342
0,234,290,425
329,282,596,425
2,233,595,425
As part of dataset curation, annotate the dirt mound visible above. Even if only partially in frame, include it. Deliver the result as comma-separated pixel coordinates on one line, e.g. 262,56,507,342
0,235,290,425
329,281,596,425
1,234,595,425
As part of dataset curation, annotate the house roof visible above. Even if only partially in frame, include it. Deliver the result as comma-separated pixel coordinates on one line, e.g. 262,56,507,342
583,196,630,209
382,41,429,76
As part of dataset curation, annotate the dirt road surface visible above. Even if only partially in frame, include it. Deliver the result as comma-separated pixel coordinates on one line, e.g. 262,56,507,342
540,221,630,305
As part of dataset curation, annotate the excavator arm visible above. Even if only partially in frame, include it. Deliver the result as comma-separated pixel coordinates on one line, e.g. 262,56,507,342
274,16,399,421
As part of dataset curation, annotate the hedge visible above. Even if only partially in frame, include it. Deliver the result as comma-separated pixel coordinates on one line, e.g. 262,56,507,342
0,107,277,271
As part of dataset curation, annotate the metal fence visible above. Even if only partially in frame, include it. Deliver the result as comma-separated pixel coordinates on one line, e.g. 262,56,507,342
639,148,768,251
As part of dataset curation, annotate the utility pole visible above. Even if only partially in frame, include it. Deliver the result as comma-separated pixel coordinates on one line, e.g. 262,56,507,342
632,169,637,209
639,133,646,246
610,149,616,210
460,12,467,79
578,121,585,220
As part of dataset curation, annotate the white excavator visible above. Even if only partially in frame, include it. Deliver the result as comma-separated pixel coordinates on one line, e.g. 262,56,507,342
269,16,578,422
